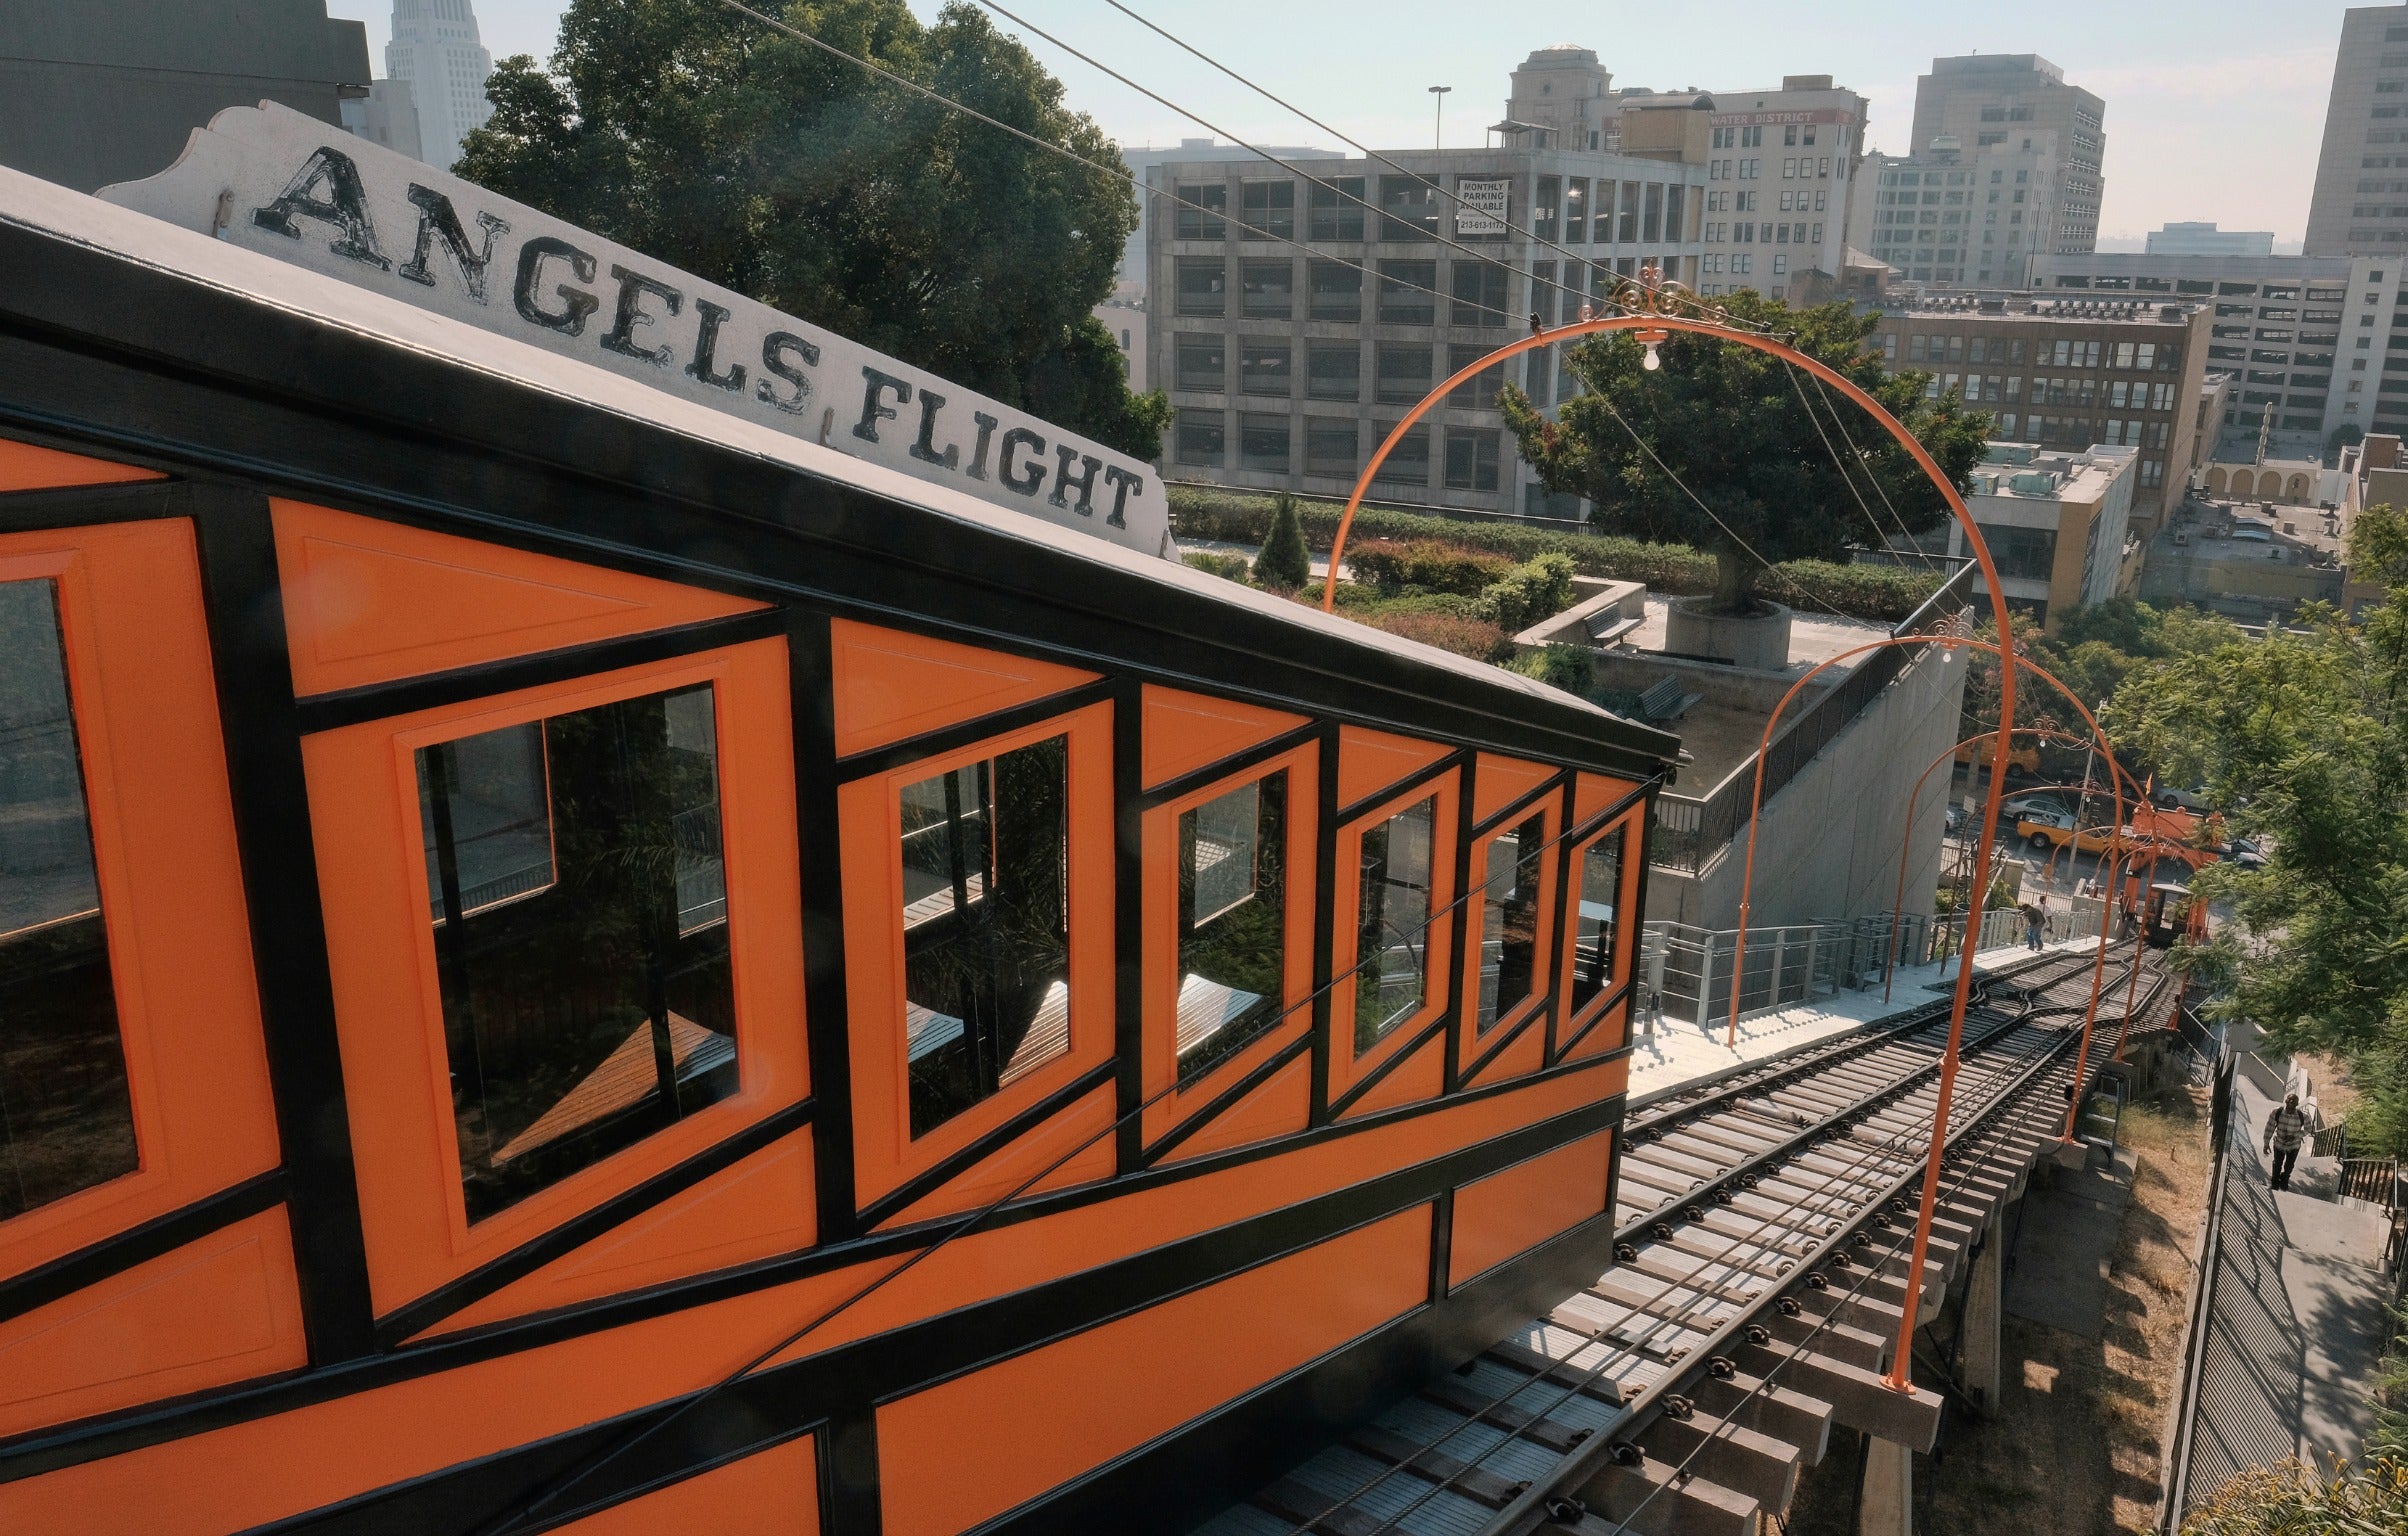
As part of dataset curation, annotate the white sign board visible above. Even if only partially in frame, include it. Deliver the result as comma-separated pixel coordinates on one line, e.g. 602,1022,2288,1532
1454,179,1511,237
102,104,1171,557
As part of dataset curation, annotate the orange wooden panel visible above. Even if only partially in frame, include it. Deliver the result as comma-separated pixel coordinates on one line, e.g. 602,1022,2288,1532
830,618,1098,757
271,501,765,697
1138,745,1319,1153
877,1205,1434,1536
0,524,280,1287
1558,998,1630,1065
1447,1130,1613,1290
0,435,163,493
547,1434,818,1536
1337,724,1454,810
838,702,1116,1215
1159,1049,1312,1165
879,1087,1118,1232
1574,770,1642,828
1338,1030,1447,1121
1140,684,1308,789
1473,752,1558,825
428,1135,816,1337
303,640,810,1315
1326,777,1459,1107
0,1209,305,1440
0,1061,1626,1536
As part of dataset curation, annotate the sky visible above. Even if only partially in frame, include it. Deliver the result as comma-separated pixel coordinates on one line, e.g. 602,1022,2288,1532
327,0,2359,246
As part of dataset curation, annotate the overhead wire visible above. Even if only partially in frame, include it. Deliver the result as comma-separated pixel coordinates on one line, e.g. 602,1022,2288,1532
1779,360,1946,580
1090,0,1787,341
966,0,1622,320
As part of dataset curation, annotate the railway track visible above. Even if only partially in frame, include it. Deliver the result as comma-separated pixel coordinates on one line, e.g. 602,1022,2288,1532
1201,945,2174,1536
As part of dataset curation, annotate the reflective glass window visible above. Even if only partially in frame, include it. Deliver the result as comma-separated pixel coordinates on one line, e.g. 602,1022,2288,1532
1353,796,1436,1050
1175,774,1288,1079
1476,812,1544,1032
418,683,735,1222
0,578,136,1221
1569,830,1623,1010
900,736,1070,1137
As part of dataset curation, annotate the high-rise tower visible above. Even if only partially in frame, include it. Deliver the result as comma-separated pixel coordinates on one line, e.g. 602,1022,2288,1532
385,0,491,171
2305,5,2408,256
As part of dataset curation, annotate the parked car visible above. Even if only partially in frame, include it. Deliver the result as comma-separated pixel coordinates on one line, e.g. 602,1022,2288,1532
2016,807,2120,854
2220,839,2268,870
2000,793,2071,823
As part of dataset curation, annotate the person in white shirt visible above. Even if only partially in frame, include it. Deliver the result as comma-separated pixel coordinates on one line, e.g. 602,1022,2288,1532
2263,1092,2311,1190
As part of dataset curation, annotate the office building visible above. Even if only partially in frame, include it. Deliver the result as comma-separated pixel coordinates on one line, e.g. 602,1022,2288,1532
1909,54,2104,254
1500,48,1867,301
2306,4,2408,256
0,1,368,193
386,0,493,171
2147,222,2276,256
1147,144,1707,516
1119,139,1342,300
2030,250,2408,445
342,77,423,163
1868,294,2210,538
1893,443,2141,628
1857,136,2060,288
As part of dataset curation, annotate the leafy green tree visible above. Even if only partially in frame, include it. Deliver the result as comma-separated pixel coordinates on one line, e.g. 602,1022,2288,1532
457,0,1169,456
2115,503,2408,1152
1252,494,1311,591
1500,291,1988,613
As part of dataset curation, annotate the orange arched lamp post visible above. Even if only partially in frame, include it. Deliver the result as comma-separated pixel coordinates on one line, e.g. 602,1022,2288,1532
1320,272,2018,1393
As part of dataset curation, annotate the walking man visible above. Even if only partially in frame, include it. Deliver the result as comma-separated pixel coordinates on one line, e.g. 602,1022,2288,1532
2020,898,2045,951
2264,1092,2310,1191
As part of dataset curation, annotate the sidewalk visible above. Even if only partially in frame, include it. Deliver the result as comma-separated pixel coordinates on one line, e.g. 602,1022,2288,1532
1628,935,2104,1099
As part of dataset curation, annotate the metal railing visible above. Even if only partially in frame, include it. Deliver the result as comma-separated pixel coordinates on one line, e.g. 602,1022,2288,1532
1651,560,1977,874
1639,896,2098,1030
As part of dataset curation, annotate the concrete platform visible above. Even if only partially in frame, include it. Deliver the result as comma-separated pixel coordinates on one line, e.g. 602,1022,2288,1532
1628,935,2104,1100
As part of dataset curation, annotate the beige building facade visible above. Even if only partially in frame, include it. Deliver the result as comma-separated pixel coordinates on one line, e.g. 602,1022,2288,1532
2306,4,2408,257
1909,54,2103,254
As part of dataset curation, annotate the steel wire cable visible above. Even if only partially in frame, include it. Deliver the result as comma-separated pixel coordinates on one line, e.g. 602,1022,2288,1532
1596,1041,2083,1536
1592,395,1857,621
1777,361,1947,582
708,0,1503,326
472,782,1658,1536
1803,366,1953,579
1289,1004,2064,1536
1091,0,1786,342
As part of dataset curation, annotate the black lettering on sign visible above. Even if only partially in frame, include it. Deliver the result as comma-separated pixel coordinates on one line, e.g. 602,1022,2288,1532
1100,465,1145,529
396,184,507,301
252,146,390,270
513,237,600,335
686,299,746,393
965,413,1000,481
601,265,683,366
1049,445,1104,515
854,369,912,443
757,332,821,414
998,429,1047,496
909,391,959,470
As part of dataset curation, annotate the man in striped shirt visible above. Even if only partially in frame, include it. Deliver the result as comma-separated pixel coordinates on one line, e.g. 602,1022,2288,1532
2263,1092,2311,1191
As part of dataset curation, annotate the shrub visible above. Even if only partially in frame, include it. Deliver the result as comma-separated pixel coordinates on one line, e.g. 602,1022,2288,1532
2182,1456,2408,1535
1477,552,1580,633
1348,538,1512,596
1252,493,1311,590
1182,551,1253,582
1509,643,1597,695
1355,609,1513,662
1166,485,1944,623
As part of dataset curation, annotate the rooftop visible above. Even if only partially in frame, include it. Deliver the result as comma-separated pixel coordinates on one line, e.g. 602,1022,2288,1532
1877,294,2202,325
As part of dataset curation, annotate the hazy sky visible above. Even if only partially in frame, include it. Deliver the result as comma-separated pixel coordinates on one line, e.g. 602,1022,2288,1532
328,0,2360,245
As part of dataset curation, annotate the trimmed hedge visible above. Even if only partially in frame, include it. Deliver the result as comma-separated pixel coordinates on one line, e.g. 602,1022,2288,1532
1348,539,1512,596
1355,609,1513,662
1168,484,1943,624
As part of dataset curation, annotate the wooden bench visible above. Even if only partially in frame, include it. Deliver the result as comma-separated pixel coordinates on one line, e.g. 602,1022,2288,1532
1635,673,1702,723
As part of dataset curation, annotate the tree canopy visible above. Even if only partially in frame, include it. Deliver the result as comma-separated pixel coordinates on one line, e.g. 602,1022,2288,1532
2114,504,2408,1150
457,0,1169,457
1499,292,1989,613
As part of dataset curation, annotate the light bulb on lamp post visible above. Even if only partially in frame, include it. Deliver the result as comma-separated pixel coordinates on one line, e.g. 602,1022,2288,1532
1428,85,1451,150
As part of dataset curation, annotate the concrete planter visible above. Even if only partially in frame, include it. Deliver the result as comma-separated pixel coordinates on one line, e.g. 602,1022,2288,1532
1663,596,1794,670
